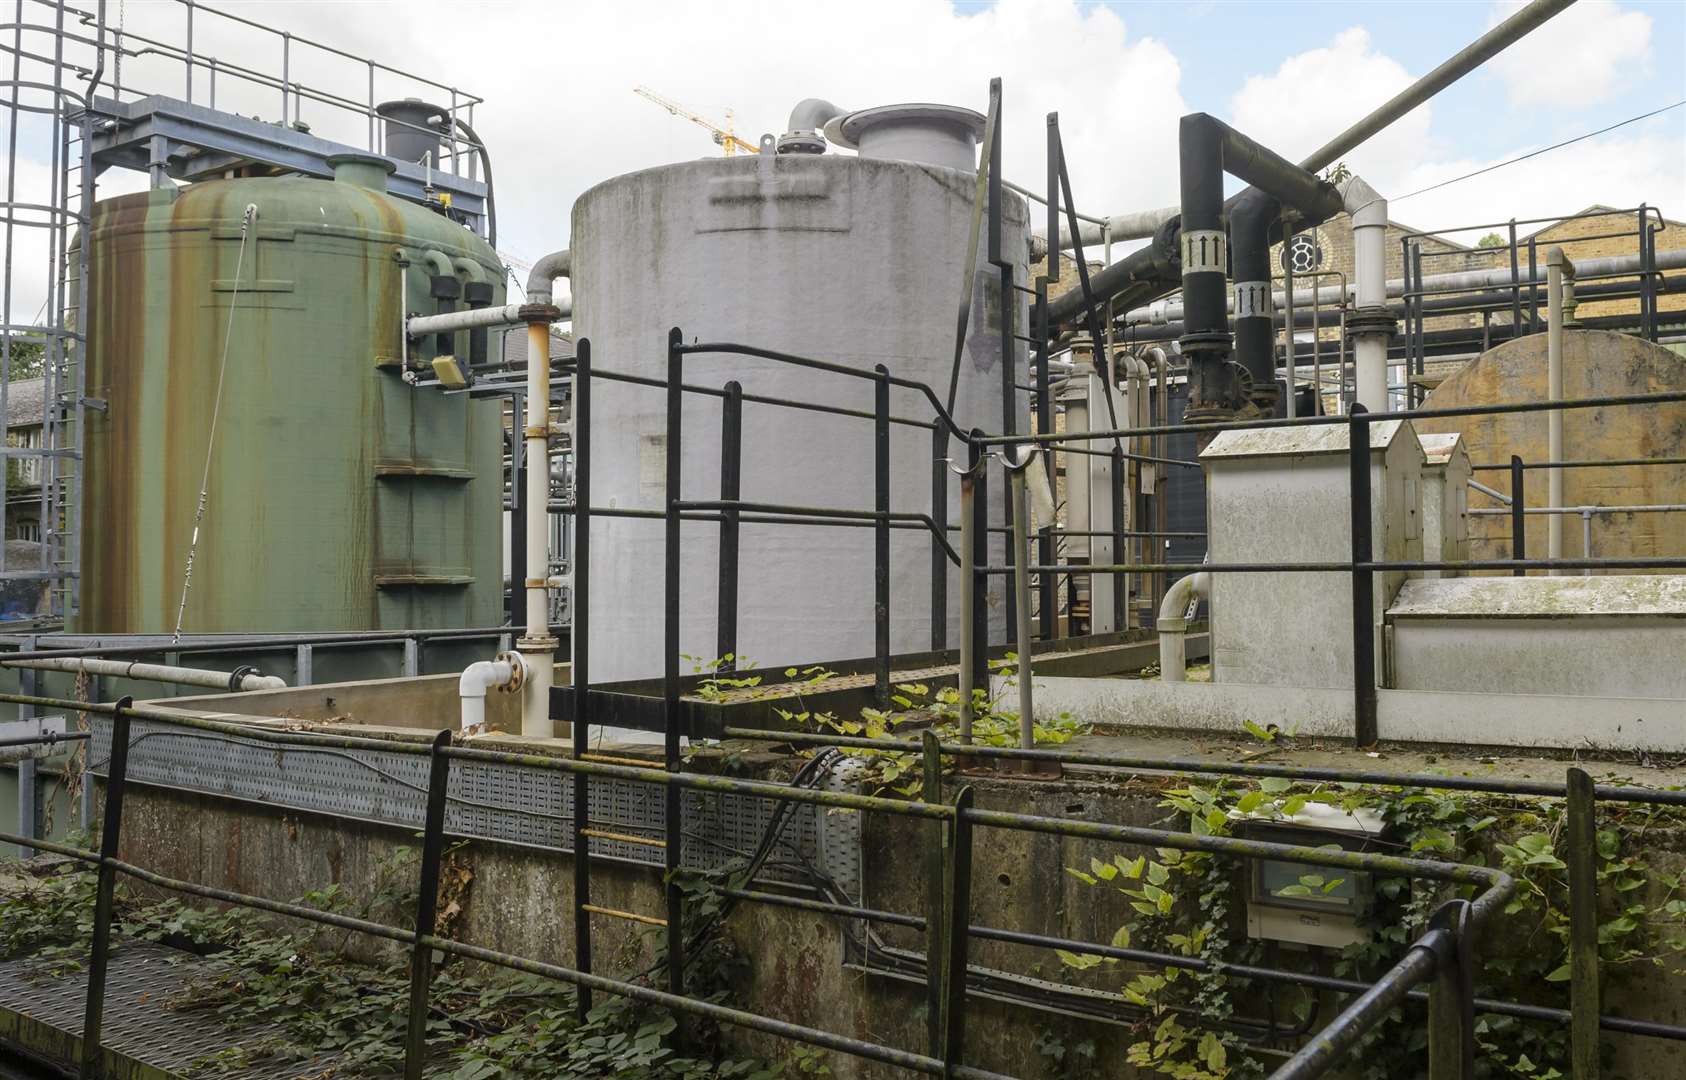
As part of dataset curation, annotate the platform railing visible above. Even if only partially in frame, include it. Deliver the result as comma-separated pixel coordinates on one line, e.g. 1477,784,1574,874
0,692,1551,1080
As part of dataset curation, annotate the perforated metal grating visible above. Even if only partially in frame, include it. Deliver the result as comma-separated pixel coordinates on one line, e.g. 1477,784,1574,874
0,941,340,1078
91,719,861,900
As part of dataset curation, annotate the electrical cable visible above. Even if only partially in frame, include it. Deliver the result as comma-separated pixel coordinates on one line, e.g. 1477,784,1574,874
171,203,255,644
1392,99,1685,203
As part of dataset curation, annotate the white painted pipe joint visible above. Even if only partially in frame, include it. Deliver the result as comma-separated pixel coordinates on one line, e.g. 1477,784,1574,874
459,652,527,733
1157,570,1210,682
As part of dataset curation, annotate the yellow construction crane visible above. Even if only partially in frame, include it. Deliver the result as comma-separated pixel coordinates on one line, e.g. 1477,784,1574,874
633,86,758,156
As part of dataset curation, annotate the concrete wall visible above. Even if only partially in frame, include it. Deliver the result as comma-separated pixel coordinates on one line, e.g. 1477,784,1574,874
101,754,1686,1079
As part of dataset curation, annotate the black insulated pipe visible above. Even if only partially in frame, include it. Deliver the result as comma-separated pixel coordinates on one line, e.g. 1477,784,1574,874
429,275,461,359
1177,114,1239,419
464,281,493,370
1229,189,1281,412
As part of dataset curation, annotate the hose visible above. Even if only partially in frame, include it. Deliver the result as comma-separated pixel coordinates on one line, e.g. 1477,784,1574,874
453,116,496,247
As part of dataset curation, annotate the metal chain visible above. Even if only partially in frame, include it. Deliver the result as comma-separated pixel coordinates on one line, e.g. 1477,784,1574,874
172,203,255,642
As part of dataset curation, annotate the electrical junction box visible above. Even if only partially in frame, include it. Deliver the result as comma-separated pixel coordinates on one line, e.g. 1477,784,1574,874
1236,802,1388,950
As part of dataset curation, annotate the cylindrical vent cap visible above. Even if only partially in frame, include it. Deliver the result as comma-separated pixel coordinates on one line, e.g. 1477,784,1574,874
326,153,396,192
376,98,451,166
824,104,985,172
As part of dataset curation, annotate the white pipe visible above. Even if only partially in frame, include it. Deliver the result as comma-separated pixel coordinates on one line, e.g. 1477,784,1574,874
3,656,286,692
1156,570,1210,683
518,250,571,738
1125,248,1686,326
459,655,522,732
407,304,525,336
1546,247,1573,571
1343,175,1389,412
1032,206,1179,256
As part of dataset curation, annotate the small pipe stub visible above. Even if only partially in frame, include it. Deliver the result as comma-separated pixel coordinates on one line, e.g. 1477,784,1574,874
518,303,563,324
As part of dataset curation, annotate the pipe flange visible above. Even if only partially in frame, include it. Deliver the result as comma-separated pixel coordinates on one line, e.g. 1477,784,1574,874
495,651,526,693
517,303,563,324
776,131,826,155
227,664,261,693
1176,330,1231,355
1345,306,1397,338
517,635,560,653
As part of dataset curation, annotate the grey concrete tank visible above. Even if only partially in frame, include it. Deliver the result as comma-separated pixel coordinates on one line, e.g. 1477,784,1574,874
571,103,1029,683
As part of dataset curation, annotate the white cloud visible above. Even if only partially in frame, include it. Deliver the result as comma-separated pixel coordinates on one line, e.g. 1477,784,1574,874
1486,0,1654,107
1388,120,1686,242
1229,27,1434,195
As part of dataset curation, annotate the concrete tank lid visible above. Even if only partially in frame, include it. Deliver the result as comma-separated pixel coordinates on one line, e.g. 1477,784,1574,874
1389,574,1686,619
1417,432,1468,466
1200,418,1417,461
823,103,986,151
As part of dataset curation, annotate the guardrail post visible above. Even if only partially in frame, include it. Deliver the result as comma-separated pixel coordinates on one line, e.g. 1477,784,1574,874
940,786,974,1075
718,380,742,670
931,425,949,653
403,730,453,1079
922,731,945,1058
969,433,989,711
1567,766,1602,1080
574,338,595,1021
1426,901,1475,1080
874,366,892,707
80,695,134,1080
16,660,36,858
1348,405,1377,746
1035,279,1055,642
1510,455,1527,576
1111,445,1127,627
664,327,687,998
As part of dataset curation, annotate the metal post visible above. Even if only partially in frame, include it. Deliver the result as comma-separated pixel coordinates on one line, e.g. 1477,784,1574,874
1546,248,1570,571
717,381,742,669
957,447,977,744
969,435,990,719
15,665,36,857
874,367,892,708
1034,280,1055,641
1527,239,1538,332
1009,464,1034,750
1508,219,1522,333
1348,406,1377,746
573,339,595,1021
1510,455,1527,576
939,787,975,1073
663,327,686,997
80,696,135,1080
79,678,99,831
1582,508,1593,576
1111,445,1126,627
294,643,313,686
1425,902,1475,1080
280,32,291,126
1637,205,1654,341
509,395,527,627
1566,766,1602,1080
403,637,420,677
1411,244,1425,407
921,731,944,1059
931,426,949,653
184,1,194,103
403,730,453,1080
1284,218,1297,418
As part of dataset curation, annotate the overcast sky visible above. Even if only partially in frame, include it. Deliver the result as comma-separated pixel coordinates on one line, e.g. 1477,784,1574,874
4,0,1683,321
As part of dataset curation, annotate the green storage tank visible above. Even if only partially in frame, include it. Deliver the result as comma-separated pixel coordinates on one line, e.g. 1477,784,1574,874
71,155,504,633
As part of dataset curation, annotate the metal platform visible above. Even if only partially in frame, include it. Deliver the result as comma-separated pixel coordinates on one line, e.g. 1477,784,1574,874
0,940,338,1078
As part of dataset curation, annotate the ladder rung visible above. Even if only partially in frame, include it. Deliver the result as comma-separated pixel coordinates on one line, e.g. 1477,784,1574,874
580,827,666,848
581,904,667,928
581,752,663,769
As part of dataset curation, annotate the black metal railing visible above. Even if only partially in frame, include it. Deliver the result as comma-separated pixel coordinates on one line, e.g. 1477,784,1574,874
0,693,1564,1080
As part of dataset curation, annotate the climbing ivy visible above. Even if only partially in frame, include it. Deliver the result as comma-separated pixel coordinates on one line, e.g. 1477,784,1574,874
1057,774,1686,1079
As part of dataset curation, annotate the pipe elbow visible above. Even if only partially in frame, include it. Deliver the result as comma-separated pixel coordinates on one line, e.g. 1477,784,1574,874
780,98,848,154
1340,175,1387,229
526,249,571,306
1158,570,1211,630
